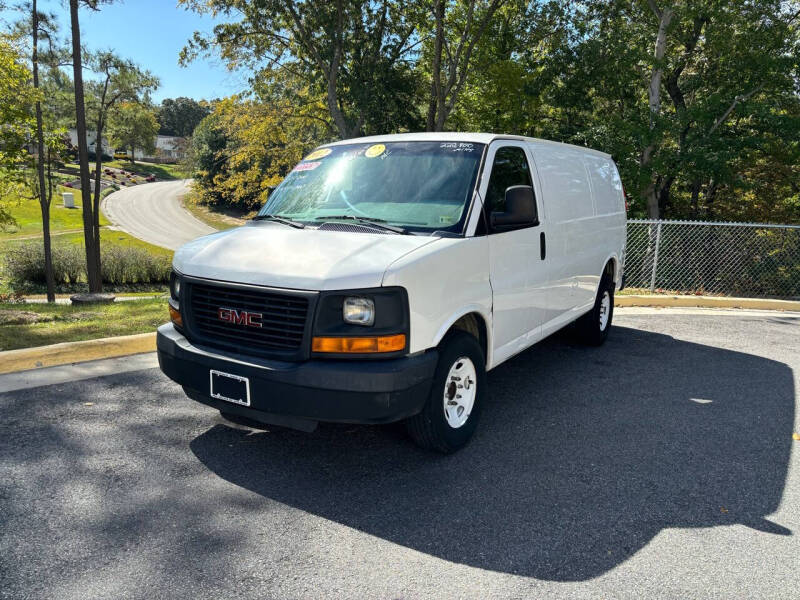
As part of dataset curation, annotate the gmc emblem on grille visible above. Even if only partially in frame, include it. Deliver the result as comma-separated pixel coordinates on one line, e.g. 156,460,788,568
217,307,263,328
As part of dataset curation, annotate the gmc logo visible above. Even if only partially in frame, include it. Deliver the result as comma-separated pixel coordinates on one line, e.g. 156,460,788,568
217,307,263,328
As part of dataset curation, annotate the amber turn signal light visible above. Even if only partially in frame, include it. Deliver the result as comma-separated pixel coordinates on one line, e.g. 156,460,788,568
169,304,183,328
312,334,406,354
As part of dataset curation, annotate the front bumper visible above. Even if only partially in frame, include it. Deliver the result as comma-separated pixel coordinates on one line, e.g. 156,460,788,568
157,323,438,429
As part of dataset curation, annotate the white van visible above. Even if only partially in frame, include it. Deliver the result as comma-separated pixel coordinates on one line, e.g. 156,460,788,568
158,133,626,452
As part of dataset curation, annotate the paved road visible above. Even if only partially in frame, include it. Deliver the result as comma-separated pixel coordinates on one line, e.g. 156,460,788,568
1,308,798,599
101,180,216,250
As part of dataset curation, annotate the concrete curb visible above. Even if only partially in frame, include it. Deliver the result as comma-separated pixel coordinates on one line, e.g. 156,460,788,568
0,332,156,375
615,294,800,311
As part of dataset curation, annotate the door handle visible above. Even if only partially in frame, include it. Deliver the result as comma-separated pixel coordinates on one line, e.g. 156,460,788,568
540,232,546,260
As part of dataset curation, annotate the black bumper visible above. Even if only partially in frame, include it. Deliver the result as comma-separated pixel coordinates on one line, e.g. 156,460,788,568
157,323,437,428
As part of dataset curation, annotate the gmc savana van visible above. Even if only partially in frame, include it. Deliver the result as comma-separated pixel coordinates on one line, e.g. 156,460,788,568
158,133,626,452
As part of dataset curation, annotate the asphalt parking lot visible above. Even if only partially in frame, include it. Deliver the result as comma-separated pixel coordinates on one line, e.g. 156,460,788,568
1,307,798,599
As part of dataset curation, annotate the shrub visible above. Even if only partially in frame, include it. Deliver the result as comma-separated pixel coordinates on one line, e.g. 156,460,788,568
100,245,171,285
3,242,171,288
3,243,84,286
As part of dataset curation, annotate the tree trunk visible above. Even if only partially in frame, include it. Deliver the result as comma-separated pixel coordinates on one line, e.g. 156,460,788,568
690,179,701,219
639,4,674,219
32,0,55,302
69,0,102,293
426,0,445,131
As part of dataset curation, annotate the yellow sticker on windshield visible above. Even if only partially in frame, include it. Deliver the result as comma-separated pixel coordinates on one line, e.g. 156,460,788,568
365,144,385,158
304,148,332,161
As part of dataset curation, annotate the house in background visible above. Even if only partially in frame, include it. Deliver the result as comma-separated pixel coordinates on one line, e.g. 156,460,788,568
66,130,187,164
130,135,187,163
67,129,115,157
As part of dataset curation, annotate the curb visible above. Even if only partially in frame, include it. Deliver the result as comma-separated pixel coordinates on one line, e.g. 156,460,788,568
0,332,156,375
615,294,800,311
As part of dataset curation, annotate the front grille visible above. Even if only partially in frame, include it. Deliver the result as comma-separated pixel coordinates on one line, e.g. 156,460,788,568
187,281,311,358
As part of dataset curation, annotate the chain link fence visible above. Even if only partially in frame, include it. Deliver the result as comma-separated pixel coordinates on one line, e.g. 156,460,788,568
624,219,800,299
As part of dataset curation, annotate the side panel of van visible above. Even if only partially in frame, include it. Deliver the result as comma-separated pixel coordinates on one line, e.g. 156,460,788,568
528,143,625,334
528,142,596,327
581,153,626,292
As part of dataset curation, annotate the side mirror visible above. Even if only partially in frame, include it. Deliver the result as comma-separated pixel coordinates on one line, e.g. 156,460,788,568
490,185,538,231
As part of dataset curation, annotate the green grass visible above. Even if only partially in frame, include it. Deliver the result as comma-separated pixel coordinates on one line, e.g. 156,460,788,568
1,227,172,258
0,298,168,351
0,186,110,241
182,190,247,231
56,229,174,258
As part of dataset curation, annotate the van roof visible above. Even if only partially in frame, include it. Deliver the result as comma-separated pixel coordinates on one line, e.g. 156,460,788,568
323,132,612,159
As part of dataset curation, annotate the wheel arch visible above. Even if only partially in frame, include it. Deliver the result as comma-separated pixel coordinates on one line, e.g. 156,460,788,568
433,308,492,366
600,253,620,290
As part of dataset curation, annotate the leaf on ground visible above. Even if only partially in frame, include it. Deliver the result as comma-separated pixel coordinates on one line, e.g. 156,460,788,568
793,432,800,441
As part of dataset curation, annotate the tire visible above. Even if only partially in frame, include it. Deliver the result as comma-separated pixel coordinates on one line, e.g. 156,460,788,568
576,274,614,346
406,331,487,453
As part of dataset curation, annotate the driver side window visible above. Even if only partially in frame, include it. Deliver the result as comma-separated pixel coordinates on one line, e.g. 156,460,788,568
485,146,533,217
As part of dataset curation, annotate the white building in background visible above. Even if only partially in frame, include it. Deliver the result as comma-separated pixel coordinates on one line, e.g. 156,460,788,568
66,130,187,163
130,135,187,163
67,129,115,157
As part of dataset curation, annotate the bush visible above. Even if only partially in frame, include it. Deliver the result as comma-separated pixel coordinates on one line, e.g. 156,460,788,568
99,245,171,285
3,243,84,286
3,242,171,288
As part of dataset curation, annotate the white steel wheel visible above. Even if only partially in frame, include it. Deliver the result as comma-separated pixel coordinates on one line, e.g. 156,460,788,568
405,331,486,453
442,356,477,429
598,291,611,331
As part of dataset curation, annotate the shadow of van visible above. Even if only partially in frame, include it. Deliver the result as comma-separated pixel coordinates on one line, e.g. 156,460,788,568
189,326,794,581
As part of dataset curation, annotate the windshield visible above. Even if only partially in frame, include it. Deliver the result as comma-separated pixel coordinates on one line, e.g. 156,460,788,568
259,141,485,234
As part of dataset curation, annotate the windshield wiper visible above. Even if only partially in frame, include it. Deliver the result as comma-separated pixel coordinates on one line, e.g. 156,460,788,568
251,214,305,229
314,214,408,234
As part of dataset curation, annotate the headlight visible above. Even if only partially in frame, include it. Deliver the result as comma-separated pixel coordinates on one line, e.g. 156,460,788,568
170,271,181,302
312,287,408,357
343,296,375,326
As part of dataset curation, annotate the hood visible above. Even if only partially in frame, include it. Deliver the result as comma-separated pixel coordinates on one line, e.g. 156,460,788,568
173,222,440,290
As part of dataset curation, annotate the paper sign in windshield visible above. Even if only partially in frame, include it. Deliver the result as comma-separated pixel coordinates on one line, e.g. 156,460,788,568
365,144,386,158
293,161,320,172
304,148,332,161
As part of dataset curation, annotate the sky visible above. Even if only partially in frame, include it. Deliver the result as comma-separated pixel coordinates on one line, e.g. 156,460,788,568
1,0,247,103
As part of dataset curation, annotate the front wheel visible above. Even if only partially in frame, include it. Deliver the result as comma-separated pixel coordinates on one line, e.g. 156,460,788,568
406,331,487,453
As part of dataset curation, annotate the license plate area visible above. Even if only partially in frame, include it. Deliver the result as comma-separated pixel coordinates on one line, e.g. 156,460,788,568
210,369,250,406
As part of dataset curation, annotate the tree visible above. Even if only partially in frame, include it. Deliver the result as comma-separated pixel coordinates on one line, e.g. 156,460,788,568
109,101,159,162
189,92,328,211
69,0,100,291
82,51,157,288
179,0,422,138
0,35,38,228
31,0,59,301
519,0,800,221
423,0,506,131
157,96,209,137
640,0,674,218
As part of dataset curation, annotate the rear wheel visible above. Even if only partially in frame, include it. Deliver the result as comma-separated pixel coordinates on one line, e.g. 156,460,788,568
576,274,614,346
406,331,486,453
